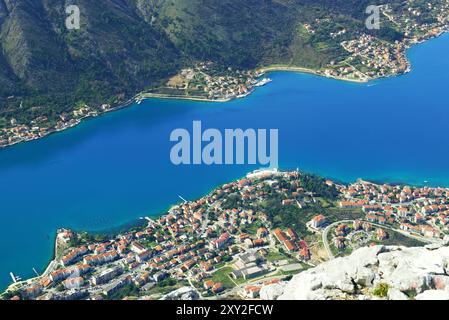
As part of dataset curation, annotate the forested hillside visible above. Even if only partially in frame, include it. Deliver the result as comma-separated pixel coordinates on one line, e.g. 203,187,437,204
0,0,403,126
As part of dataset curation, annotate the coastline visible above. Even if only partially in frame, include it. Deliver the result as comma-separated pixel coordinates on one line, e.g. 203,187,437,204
0,168,335,294
257,65,370,83
2,232,60,295
0,30,448,296
138,92,232,103
1,218,148,294
0,167,256,295
1,30,447,151
3,166,447,296
0,65,396,151
0,96,137,151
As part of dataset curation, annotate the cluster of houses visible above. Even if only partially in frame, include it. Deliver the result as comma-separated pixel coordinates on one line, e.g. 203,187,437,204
341,34,408,78
203,280,224,294
11,167,449,300
312,1,448,83
340,0,449,80
0,104,112,149
202,71,258,100
11,170,318,300
382,1,448,41
273,228,311,261
332,220,389,252
0,122,47,147
338,180,449,240
165,62,262,101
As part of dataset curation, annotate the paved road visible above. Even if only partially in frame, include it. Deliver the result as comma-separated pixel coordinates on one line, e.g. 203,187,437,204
321,219,442,261
322,220,354,260
367,221,441,245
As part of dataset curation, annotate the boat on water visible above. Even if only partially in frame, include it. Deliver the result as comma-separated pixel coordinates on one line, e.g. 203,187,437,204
254,78,272,87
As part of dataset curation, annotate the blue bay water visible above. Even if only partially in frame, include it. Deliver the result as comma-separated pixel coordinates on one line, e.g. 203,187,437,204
0,33,448,290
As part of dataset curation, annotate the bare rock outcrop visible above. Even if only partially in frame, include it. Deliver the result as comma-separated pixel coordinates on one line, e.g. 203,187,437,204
160,287,200,300
274,245,449,300
260,283,285,300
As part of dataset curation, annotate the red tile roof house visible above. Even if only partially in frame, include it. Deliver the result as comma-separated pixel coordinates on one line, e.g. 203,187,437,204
273,229,288,243
212,282,224,294
299,247,310,260
286,228,298,240
243,286,261,299
283,240,296,252
204,280,214,290
62,276,84,290
310,215,327,228
60,246,88,267
130,242,147,254
209,232,231,249
200,261,213,272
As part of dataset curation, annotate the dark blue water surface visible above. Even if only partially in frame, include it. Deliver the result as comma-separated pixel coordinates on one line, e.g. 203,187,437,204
0,34,448,290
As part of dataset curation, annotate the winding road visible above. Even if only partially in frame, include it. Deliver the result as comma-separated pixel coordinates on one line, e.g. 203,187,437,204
322,219,441,260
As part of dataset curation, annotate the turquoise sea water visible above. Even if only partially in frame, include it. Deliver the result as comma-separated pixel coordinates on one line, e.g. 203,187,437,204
0,33,448,290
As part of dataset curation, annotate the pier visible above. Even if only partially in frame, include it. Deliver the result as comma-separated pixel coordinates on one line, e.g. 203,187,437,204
32,268,40,277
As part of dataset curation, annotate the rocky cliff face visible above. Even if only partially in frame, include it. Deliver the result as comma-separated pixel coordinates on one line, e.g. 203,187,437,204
268,245,449,300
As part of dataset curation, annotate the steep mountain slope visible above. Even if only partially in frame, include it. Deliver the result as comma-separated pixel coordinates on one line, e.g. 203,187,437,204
153,0,300,67
151,0,404,68
0,0,181,123
0,0,404,127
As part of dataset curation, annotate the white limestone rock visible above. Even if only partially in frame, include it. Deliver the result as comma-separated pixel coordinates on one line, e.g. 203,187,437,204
354,267,375,287
387,288,409,300
442,235,449,246
377,246,448,293
260,283,285,300
415,290,449,300
160,286,199,300
277,245,449,300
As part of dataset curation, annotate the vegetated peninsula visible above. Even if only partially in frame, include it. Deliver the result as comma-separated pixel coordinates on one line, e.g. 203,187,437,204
4,168,449,301
0,0,448,148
